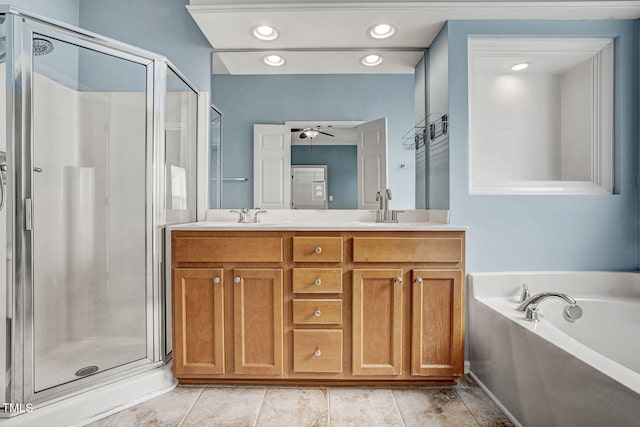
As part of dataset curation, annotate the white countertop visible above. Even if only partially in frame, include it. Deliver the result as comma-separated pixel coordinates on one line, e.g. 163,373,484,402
167,209,468,231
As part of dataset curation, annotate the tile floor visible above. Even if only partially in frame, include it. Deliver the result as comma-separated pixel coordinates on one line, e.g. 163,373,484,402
87,376,513,427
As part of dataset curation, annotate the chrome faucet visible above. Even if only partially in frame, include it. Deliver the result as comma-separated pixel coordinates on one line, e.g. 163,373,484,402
230,208,267,223
375,188,400,223
517,292,583,322
230,208,252,223
384,188,392,211
253,209,267,223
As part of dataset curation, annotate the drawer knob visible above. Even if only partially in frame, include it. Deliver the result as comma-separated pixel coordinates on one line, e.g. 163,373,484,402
415,277,423,285
395,277,403,284
314,278,322,286
314,309,321,317
234,276,241,283
314,347,322,357
213,277,221,284
315,246,322,254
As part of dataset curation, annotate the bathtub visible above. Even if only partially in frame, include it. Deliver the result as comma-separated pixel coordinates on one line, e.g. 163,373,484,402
468,271,640,427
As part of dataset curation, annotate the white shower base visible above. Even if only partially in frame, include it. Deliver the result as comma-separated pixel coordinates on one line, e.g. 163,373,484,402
4,363,176,427
35,335,147,393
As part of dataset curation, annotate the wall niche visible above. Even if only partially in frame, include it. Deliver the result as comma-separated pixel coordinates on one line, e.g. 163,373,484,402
468,37,613,195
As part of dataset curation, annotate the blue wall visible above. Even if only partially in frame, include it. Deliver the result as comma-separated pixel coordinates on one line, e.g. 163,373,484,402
414,54,427,209
9,1,210,93
10,1,79,89
291,145,358,209
425,24,450,210
10,0,78,25
79,0,212,93
447,20,638,273
212,73,415,209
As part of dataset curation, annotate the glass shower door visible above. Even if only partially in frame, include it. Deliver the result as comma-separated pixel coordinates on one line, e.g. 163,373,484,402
30,32,150,392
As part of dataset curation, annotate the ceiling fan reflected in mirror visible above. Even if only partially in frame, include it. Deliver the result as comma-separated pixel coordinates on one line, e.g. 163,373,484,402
291,127,335,139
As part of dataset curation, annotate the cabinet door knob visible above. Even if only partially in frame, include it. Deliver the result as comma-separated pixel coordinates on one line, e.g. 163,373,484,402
234,276,241,283
213,277,221,284
314,309,321,317
395,277,403,284
314,246,322,254
314,278,322,286
314,347,322,357
415,277,423,285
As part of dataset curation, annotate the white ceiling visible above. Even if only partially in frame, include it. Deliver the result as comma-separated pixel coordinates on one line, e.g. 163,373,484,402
187,1,640,75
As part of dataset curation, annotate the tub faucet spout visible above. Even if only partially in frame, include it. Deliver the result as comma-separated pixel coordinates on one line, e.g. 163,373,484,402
517,291,582,322
517,292,576,311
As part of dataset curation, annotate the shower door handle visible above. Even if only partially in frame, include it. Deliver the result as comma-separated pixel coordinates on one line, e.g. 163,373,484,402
33,167,43,173
25,198,33,231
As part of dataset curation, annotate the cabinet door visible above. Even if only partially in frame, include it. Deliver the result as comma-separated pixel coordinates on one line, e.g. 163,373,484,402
352,269,403,375
173,268,225,376
233,268,284,375
411,269,464,377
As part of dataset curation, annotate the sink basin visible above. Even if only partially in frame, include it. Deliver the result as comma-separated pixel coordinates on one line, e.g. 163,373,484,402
347,221,439,227
193,221,279,227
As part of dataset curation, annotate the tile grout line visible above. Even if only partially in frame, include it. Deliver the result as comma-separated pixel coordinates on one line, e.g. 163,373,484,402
177,387,205,427
252,388,268,427
453,388,482,427
389,389,407,427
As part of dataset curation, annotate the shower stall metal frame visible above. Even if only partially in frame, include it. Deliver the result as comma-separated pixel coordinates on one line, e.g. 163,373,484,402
1,6,199,412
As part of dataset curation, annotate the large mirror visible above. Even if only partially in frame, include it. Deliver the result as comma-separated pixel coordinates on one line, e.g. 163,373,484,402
212,73,419,210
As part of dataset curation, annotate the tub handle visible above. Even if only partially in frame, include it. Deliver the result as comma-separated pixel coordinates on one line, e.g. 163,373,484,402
525,305,539,322
563,304,583,322
519,284,530,303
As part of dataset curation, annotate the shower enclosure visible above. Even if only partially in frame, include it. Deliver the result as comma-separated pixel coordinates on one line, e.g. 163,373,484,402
0,6,198,415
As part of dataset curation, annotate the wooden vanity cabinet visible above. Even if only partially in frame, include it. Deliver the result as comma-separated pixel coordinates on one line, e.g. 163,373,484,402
171,229,465,384
351,236,465,379
232,268,284,375
172,268,225,376
352,268,403,375
411,269,463,377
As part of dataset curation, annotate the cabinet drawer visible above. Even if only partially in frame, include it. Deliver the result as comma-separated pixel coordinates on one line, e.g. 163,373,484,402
173,236,283,263
293,299,342,325
293,237,343,262
293,329,343,373
292,268,343,293
352,237,462,263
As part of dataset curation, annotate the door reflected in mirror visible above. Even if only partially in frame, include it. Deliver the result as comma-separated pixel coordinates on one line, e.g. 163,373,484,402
253,120,389,210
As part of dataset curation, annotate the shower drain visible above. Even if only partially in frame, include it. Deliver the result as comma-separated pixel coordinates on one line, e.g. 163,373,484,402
75,365,99,377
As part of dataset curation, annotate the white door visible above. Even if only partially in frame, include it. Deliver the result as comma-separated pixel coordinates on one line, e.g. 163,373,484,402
291,165,327,210
253,124,291,209
356,118,388,209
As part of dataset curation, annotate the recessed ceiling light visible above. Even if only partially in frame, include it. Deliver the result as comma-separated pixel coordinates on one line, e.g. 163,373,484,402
510,62,531,71
251,25,280,41
262,54,286,67
360,54,383,67
368,23,396,39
